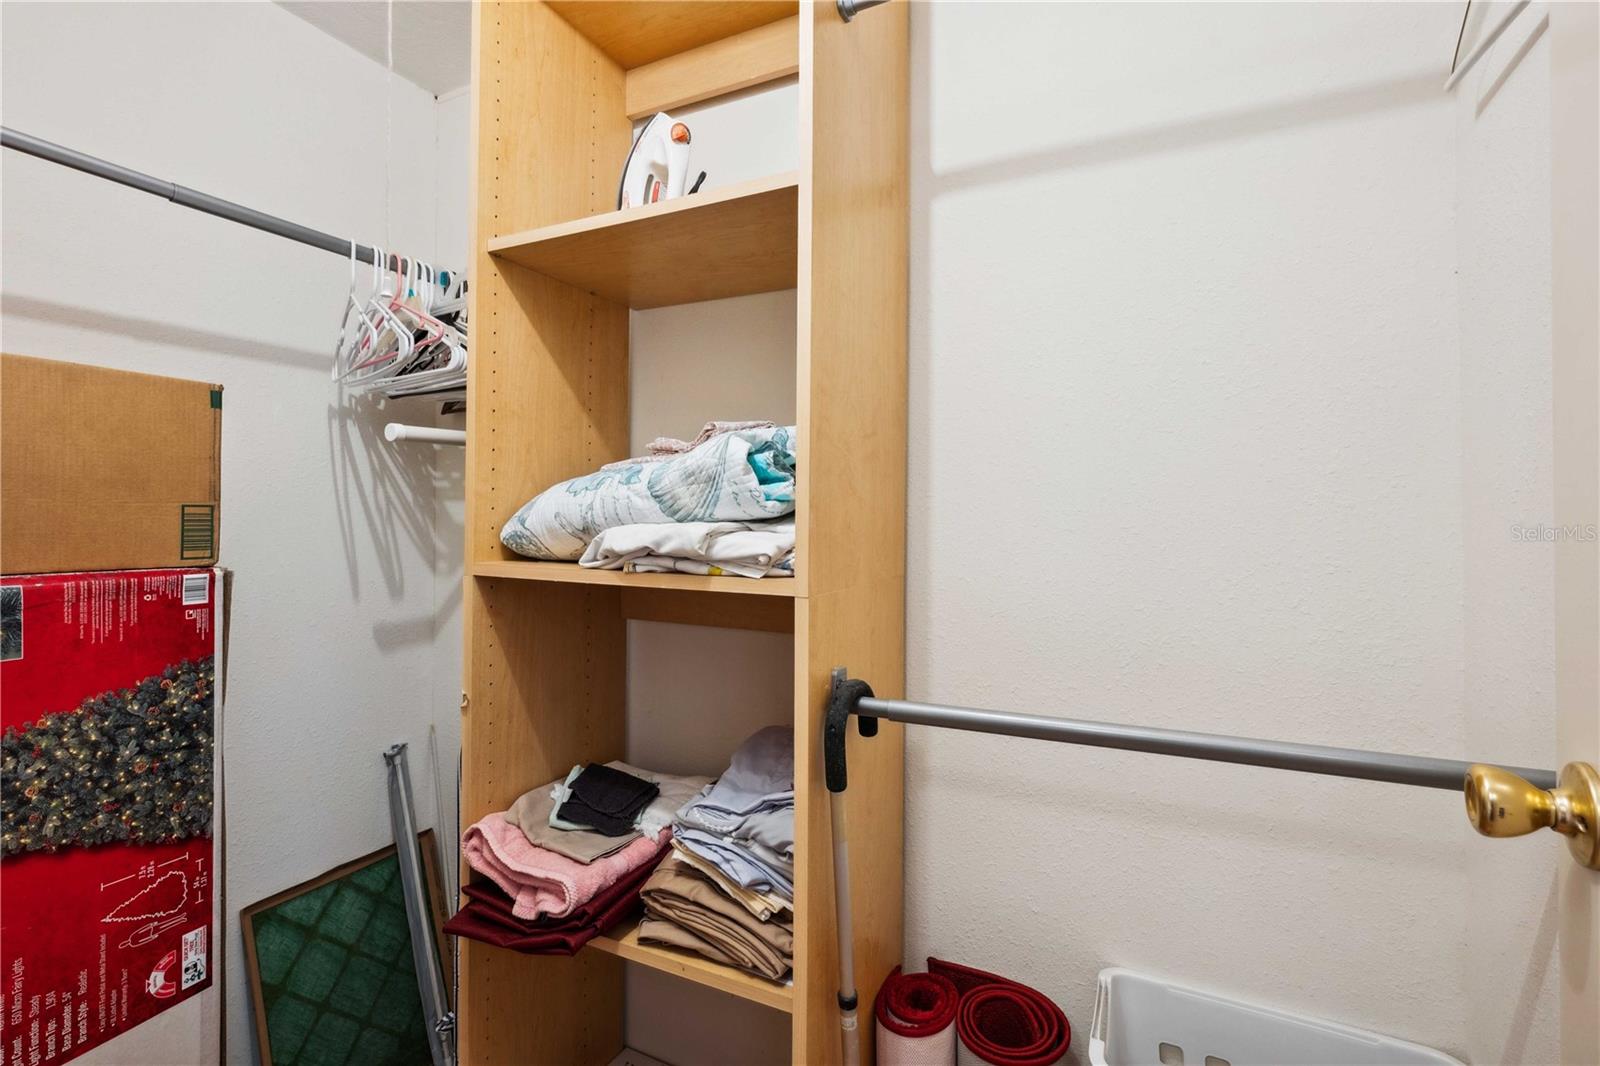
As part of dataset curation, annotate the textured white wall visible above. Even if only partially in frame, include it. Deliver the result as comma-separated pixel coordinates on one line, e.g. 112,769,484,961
904,3,1553,1063
0,3,464,1062
1455,4,1560,1064
430,83,471,916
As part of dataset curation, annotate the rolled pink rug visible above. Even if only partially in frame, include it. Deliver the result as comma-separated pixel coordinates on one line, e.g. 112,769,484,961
462,811,667,920
876,965,960,1066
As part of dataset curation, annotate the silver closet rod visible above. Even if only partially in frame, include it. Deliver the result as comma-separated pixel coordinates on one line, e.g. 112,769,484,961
1,126,425,273
823,672,1559,793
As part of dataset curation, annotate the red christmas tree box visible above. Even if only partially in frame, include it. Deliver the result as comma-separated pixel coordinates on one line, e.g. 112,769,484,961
1,569,223,1065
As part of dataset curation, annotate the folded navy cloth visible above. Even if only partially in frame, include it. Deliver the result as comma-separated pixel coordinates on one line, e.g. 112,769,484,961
557,762,660,837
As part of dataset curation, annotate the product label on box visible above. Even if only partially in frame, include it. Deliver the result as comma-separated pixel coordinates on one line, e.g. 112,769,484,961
0,570,217,1065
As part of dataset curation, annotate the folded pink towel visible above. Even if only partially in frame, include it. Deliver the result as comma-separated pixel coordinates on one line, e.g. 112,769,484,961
463,812,669,920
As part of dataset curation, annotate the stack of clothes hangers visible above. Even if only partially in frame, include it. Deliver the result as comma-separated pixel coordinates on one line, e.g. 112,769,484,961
333,250,468,403
637,726,795,981
499,420,797,578
447,762,708,955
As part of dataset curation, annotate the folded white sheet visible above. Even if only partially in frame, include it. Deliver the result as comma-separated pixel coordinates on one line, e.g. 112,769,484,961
578,519,795,579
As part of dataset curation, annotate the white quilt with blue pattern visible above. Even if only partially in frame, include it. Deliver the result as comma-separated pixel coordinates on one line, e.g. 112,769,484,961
500,425,797,561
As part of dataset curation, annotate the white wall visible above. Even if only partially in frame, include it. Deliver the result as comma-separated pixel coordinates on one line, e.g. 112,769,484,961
0,4,467,1062
905,3,1554,1064
1455,4,1560,1063
430,84,471,914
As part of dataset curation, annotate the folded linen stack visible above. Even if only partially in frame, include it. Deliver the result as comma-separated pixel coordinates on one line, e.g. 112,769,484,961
637,857,794,980
448,762,709,955
639,726,796,980
499,421,797,579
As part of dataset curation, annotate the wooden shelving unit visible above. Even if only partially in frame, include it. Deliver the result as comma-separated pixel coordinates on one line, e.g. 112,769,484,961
461,3,906,1064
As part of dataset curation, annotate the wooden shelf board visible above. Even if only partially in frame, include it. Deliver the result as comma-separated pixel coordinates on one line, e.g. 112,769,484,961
624,15,799,120
472,559,800,598
590,919,794,1013
545,1,798,69
488,173,798,309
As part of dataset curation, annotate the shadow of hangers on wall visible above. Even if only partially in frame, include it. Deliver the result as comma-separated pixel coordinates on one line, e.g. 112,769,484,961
928,72,1442,198
0,294,328,372
1467,4,1548,117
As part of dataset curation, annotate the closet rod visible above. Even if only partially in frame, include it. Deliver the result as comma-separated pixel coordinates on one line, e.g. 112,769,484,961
2,126,405,271
822,672,1559,793
384,423,466,446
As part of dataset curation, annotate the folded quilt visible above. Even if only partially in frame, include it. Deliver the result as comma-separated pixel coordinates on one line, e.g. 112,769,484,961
580,519,795,579
602,421,778,471
669,839,791,921
548,762,713,839
556,763,659,836
501,425,798,561
462,811,667,920
507,784,639,864
638,858,793,981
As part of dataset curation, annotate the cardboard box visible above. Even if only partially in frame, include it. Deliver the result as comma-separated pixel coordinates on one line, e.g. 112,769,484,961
1,567,223,1065
1,354,221,573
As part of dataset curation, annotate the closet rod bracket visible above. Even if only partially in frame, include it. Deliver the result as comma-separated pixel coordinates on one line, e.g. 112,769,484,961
824,669,877,796
836,0,891,23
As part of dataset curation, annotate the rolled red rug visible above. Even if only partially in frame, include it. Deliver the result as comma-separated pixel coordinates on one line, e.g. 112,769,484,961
876,965,961,1066
929,958,1070,1066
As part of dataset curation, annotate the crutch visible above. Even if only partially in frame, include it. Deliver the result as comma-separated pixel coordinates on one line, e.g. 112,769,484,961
824,669,880,1066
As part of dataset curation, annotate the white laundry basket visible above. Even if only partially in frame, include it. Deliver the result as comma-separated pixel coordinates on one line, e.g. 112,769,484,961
1088,969,1464,1066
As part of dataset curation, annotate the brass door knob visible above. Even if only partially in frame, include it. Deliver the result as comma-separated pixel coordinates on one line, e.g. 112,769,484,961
1463,761,1600,870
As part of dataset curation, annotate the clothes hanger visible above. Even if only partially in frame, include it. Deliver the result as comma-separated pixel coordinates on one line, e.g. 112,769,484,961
335,243,383,383
330,242,468,399
333,240,364,381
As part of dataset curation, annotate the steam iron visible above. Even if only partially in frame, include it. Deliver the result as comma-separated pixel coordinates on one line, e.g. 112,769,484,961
617,111,705,209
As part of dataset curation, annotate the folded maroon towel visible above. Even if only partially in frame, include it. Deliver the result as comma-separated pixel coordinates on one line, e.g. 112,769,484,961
446,850,666,956
462,847,657,928
928,957,1070,1066
444,902,610,955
